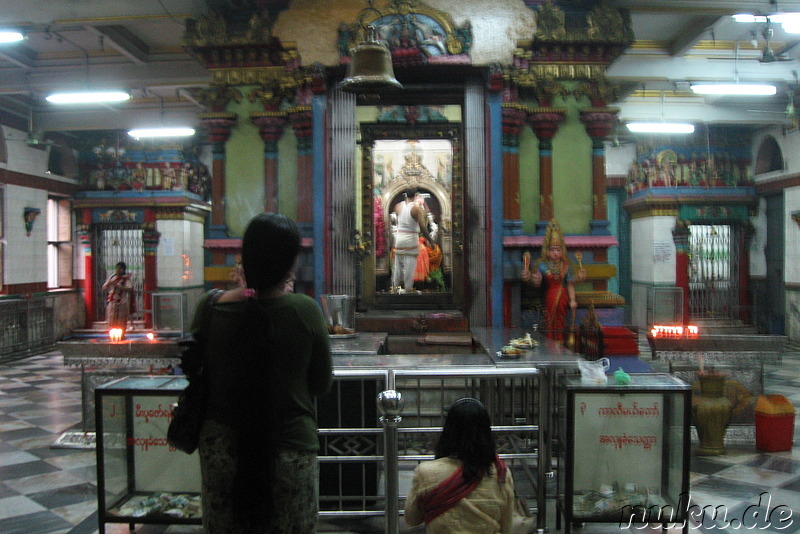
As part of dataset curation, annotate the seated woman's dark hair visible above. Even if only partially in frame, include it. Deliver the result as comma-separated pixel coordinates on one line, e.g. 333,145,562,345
116,261,126,271
435,397,497,482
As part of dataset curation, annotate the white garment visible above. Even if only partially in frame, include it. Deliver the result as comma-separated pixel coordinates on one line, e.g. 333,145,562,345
393,200,420,289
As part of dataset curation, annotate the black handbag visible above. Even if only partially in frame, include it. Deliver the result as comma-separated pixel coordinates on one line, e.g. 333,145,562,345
167,289,223,454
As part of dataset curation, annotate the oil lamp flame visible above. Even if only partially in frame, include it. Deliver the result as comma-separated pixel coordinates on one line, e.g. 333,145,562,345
109,328,123,343
650,325,699,338
146,332,155,341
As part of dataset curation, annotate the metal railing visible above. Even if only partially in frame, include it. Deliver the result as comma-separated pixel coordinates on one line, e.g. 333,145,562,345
0,296,55,362
317,367,541,533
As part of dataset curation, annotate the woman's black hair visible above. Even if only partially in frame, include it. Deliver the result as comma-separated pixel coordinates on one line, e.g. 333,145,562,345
435,397,497,482
232,213,301,527
116,261,126,271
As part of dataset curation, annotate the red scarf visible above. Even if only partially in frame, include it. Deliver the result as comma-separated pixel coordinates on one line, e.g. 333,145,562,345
419,457,507,524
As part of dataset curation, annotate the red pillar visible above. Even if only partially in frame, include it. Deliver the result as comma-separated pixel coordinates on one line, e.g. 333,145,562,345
579,109,618,231
502,105,527,222
78,209,94,328
252,114,287,213
198,113,237,231
739,224,753,323
527,110,566,229
290,108,314,225
673,220,691,325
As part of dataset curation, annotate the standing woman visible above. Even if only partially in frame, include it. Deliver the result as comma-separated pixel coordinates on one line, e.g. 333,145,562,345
102,261,133,337
196,213,332,533
405,398,516,533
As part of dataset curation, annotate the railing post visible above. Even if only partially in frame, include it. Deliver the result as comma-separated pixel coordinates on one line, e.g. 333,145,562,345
377,390,404,534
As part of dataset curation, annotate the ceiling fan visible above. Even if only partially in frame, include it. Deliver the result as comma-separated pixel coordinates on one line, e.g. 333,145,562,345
16,107,58,148
760,19,793,62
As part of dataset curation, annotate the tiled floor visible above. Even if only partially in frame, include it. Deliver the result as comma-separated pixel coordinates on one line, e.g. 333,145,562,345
0,342,798,534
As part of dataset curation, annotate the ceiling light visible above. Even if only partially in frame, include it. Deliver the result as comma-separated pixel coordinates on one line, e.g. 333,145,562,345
626,122,695,134
0,30,23,43
127,127,196,138
733,12,800,33
46,91,131,104
690,83,777,96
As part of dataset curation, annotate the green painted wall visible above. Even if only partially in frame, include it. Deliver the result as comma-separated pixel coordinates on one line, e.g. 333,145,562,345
518,96,593,235
223,90,299,237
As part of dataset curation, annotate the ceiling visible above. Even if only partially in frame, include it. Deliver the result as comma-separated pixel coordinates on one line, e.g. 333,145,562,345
1,0,800,145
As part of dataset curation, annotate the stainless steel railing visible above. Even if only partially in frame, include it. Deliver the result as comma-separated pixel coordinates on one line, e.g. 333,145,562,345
317,367,541,533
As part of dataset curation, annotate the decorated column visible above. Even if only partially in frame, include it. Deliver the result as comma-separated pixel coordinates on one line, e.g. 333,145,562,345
142,210,160,329
527,109,566,233
251,112,287,213
198,113,237,238
672,219,691,325
77,210,94,328
289,106,314,233
502,104,528,235
579,108,618,235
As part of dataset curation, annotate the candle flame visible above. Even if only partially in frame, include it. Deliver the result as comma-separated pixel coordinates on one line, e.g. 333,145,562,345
146,332,155,341
109,328,123,343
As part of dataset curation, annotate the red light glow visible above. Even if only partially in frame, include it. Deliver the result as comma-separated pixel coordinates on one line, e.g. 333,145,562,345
649,325,699,338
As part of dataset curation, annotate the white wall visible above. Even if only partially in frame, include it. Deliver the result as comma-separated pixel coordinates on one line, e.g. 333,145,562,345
156,219,206,289
604,141,637,177
750,197,767,278
3,184,47,285
630,216,677,285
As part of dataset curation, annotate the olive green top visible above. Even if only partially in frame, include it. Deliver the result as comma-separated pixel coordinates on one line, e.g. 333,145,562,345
192,291,333,451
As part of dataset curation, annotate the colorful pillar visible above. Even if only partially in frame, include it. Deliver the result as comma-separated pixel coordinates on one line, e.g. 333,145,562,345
527,109,566,233
78,210,94,328
673,220,691,325
251,112,287,213
198,113,237,238
289,106,314,233
579,108,618,235
502,104,527,235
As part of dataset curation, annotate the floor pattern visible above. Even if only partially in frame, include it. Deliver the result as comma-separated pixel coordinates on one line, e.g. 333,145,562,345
0,342,798,533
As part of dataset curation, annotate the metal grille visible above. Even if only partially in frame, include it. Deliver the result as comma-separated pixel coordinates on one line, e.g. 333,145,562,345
0,297,55,361
92,224,144,323
688,224,739,319
327,89,357,296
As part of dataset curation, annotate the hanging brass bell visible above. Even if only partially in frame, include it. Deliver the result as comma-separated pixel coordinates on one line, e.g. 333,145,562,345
340,25,402,94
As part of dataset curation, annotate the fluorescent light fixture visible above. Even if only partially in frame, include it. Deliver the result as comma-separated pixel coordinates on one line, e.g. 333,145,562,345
46,91,131,104
0,30,23,43
626,122,695,134
732,13,767,23
690,83,777,96
127,127,196,138
733,12,800,33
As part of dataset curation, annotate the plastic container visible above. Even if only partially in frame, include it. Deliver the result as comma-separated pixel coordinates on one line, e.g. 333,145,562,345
319,294,356,333
755,394,795,452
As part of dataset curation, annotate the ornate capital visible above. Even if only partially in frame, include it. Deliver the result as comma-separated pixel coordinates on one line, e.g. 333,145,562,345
579,108,619,139
527,109,567,140
251,113,287,150
198,113,238,144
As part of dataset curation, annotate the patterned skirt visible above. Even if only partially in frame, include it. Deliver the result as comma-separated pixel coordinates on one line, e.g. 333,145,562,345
198,419,319,533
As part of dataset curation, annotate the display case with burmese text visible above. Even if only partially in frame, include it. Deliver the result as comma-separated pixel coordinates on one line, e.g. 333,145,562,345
95,376,202,532
559,374,691,534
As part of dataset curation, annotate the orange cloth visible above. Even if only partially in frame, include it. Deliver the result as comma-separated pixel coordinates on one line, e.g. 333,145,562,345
414,238,430,282
428,244,442,272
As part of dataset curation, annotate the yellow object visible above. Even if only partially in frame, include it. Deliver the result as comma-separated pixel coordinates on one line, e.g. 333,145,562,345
756,394,795,415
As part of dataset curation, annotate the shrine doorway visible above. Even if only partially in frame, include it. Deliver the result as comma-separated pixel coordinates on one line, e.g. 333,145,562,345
360,124,464,309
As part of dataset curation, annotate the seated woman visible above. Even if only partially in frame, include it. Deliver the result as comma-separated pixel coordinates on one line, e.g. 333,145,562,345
405,397,516,533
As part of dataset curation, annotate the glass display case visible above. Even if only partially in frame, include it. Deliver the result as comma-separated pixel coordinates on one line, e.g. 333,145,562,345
559,373,691,534
95,376,202,532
